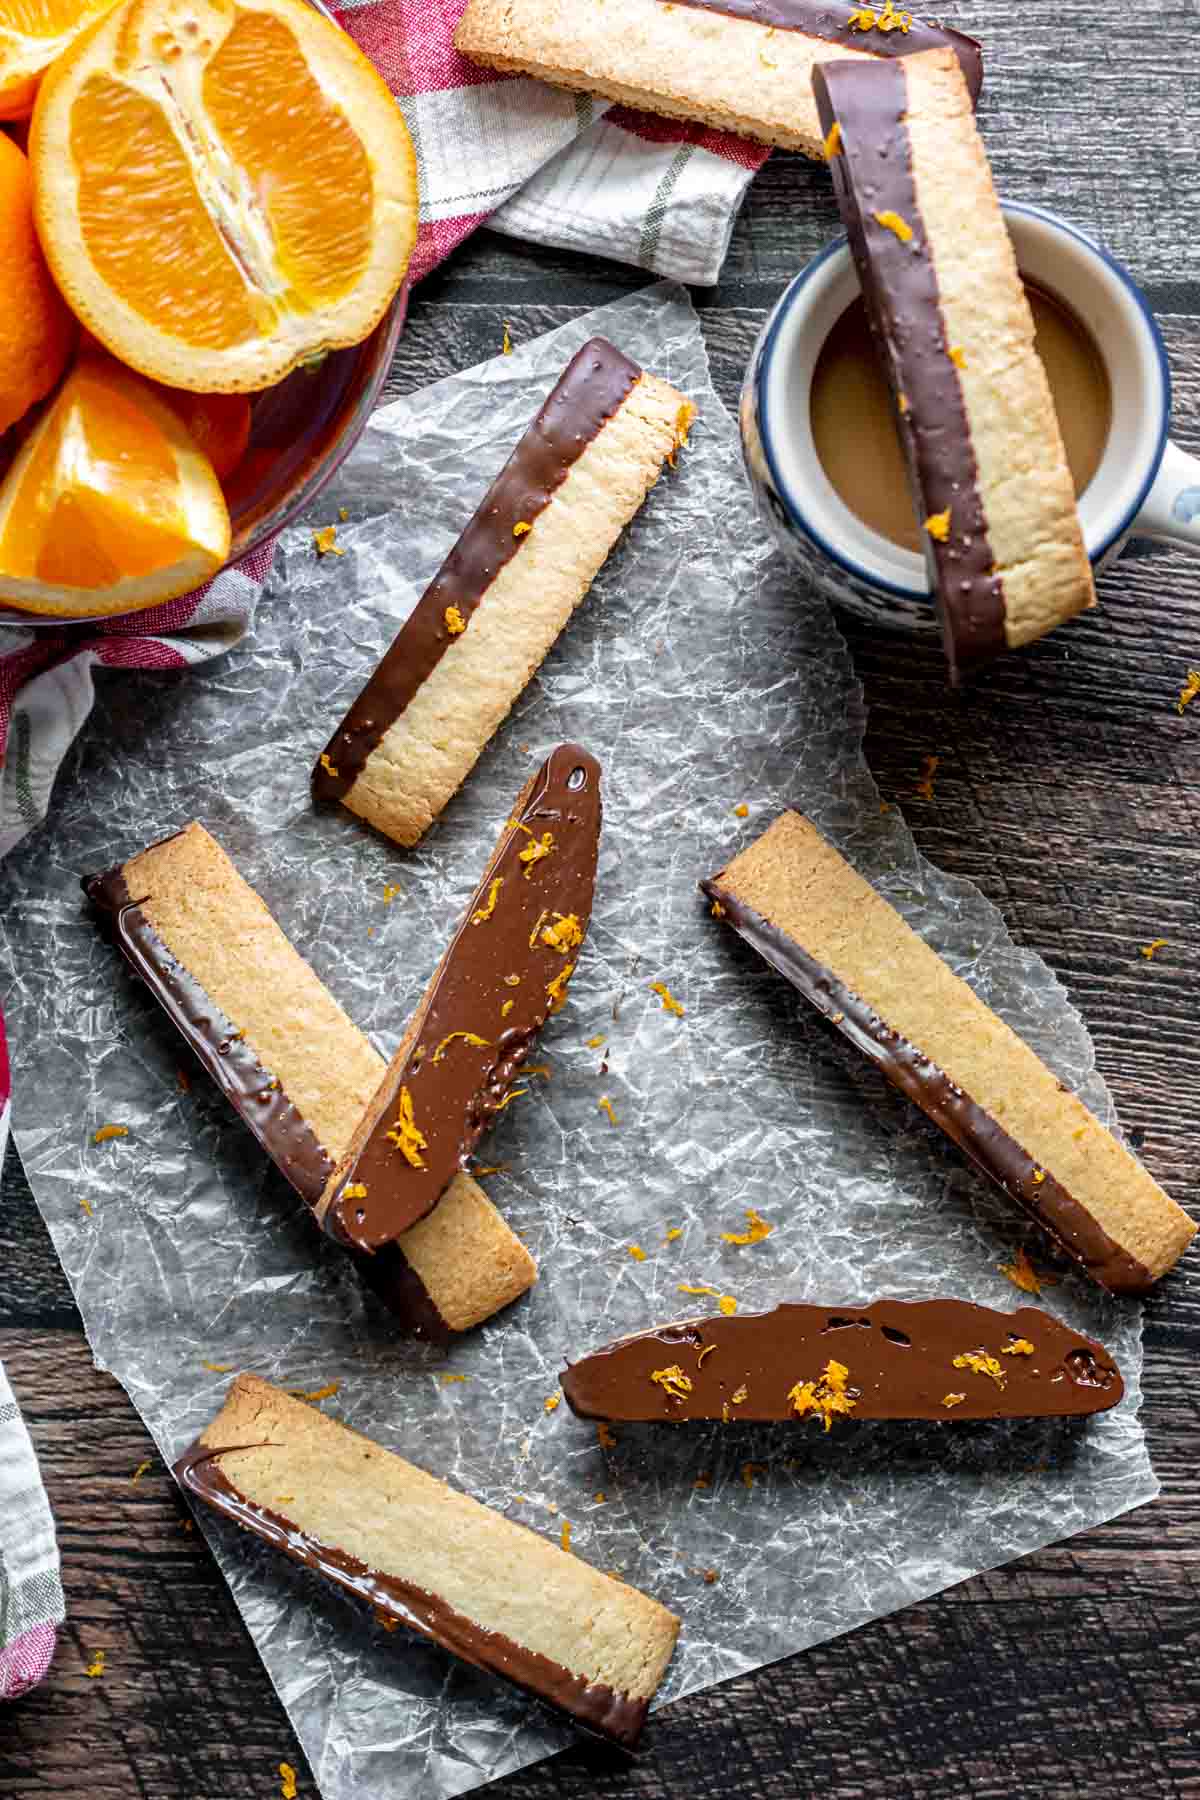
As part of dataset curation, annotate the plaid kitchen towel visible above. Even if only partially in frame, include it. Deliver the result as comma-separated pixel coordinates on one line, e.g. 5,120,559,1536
0,1020,66,1703
0,0,766,864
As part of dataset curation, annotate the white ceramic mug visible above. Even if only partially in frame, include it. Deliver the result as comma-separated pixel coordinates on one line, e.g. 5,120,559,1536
740,201,1200,633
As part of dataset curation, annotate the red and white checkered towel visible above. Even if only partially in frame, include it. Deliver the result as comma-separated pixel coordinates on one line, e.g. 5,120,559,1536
0,0,767,863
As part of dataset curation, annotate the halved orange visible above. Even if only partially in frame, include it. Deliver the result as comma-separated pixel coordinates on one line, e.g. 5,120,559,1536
0,128,73,434
0,352,231,615
0,0,119,119
30,0,419,393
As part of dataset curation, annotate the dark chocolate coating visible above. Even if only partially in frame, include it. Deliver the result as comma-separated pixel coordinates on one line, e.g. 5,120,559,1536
701,881,1155,1295
325,745,602,1250
561,1297,1123,1423
83,857,335,1206
313,340,640,804
812,59,1005,682
670,0,983,100
173,1442,649,1749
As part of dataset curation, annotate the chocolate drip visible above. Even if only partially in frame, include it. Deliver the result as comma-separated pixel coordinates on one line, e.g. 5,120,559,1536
702,882,1154,1295
314,340,640,804
83,860,334,1206
173,1442,649,1749
562,1297,1123,1423
669,0,983,98
812,60,1005,681
325,745,602,1250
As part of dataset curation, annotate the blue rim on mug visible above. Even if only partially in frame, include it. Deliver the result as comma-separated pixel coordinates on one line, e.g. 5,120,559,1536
752,201,1173,602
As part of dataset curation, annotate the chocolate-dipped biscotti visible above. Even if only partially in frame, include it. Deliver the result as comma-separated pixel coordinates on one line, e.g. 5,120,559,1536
176,1376,679,1748
455,0,983,159
318,745,602,1251
83,823,536,1336
703,814,1195,1293
314,339,689,848
813,49,1094,680
561,1298,1123,1423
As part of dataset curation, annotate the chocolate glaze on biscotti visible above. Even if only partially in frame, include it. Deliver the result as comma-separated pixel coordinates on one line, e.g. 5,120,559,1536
813,58,1004,677
174,1377,677,1748
561,1297,1124,1423
703,814,1196,1295
314,341,639,806
672,0,983,98
84,856,336,1206
321,745,602,1251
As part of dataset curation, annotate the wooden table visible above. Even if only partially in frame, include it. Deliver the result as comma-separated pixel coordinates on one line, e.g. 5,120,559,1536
3,6,1199,1794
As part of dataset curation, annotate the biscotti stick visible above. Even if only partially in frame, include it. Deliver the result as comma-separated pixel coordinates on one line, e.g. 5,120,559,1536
176,1376,680,1748
83,824,535,1335
455,0,982,159
813,50,1094,680
313,338,689,848
703,814,1196,1294
319,745,601,1249
561,1298,1124,1423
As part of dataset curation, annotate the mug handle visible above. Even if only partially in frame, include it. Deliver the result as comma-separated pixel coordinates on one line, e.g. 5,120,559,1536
1133,440,1200,549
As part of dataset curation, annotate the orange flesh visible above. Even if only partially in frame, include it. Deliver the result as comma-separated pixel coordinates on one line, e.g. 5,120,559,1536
1,364,197,586
67,7,374,352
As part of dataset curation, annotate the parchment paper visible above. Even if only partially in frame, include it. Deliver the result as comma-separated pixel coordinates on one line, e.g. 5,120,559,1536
0,285,1155,1799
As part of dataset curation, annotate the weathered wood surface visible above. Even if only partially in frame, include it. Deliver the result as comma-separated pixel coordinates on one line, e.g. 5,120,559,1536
3,0,1200,1791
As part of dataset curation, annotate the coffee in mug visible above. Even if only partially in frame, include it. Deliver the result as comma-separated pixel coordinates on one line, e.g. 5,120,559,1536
810,284,1112,554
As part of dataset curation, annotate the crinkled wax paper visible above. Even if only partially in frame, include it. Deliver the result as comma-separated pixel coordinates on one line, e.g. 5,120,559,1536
0,284,1155,1800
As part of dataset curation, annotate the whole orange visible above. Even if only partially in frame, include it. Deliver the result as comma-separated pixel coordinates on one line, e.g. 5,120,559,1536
0,129,73,436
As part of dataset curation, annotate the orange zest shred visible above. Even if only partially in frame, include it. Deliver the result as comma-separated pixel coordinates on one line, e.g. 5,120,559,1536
711,900,726,918
898,392,910,415
678,1283,719,1296
651,980,686,1017
319,752,339,778
501,1001,515,1018
527,909,549,950
823,121,843,159
698,1343,717,1366
599,1096,619,1127
1032,1169,1047,1185
544,1393,561,1413
342,1183,368,1201
665,1226,682,1242
694,1473,710,1490
594,1491,607,1504
948,345,968,370
504,973,521,987
546,964,574,1012
493,1087,527,1113
513,521,532,538
79,1196,94,1218
952,1350,1006,1387
561,1520,572,1552
788,1359,856,1431
730,1384,748,1405
942,1392,966,1409
597,1422,617,1450
432,1030,492,1063
1002,1338,1036,1357
287,1382,340,1402
667,401,696,467
742,1461,766,1489
85,1650,106,1678
925,509,952,543
385,1085,428,1167
470,878,504,926
519,831,556,878
542,913,583,954
626,1242,645,1261
651,1364,694,1401
1176,668,1200,714
874,209,913,242
587,1034,607,1049
202,1361,234,1373
719,1295,738,1317
280,1763,298,1800
999,1247,1050,1296
524,1063,551,1080
383,884,402,905
502,322,513,355
445,605,467,634
848,1,912,29
440,1373,468,1384
313,525,343,557
92,1124,128,1144
733,803,749,818
720,1207,772,1246
916,754,939,801
131,1460,153,1482
1141,939,1168,960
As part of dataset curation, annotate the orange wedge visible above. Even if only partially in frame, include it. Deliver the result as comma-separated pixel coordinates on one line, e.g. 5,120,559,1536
0,0,119,119
30,0,419,393
0,353,231,616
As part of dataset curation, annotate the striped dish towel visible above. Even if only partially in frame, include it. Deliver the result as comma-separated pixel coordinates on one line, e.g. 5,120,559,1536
0,1021,66,1703
0,0,765,863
